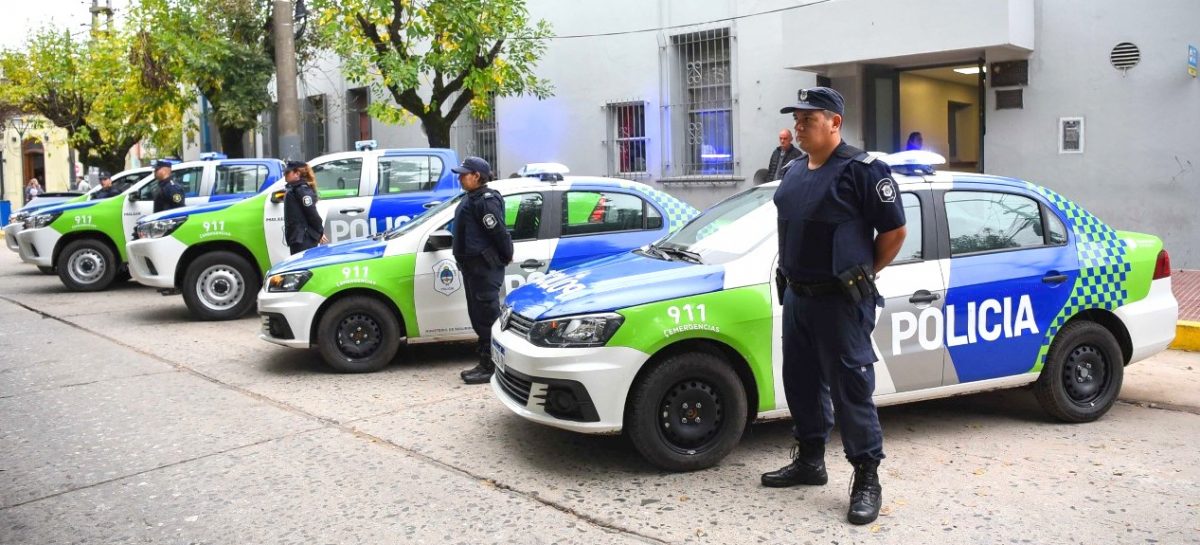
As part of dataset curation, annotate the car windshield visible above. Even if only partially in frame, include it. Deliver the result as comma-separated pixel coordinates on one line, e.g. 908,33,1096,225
653,185,777,264
382,192,465,240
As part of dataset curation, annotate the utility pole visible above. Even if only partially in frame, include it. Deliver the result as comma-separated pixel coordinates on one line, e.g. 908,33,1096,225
272,0,302,160
90,0,114,34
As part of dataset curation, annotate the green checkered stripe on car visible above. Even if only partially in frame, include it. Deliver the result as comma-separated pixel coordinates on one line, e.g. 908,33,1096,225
616,180,698,231
1026,183,1132,372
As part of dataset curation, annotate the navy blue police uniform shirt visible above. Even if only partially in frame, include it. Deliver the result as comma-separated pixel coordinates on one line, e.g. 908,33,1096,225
153,179,186,213
452,186,514,264
284,183,324,246
774,141,905,283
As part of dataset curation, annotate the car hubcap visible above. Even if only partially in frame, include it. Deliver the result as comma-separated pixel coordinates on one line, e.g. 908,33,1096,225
67,249,106,284
1062,344,1108,405
336,313,382,359
657,379,723,454
195,265,244,311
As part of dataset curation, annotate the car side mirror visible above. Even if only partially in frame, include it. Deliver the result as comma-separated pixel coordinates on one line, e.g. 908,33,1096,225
270,190,286,204
127,192,140,202
425,229,453,252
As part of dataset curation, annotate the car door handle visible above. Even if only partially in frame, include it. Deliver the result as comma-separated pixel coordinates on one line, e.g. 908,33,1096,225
520,259,545,270
423,201,442,209
909,290,941,304
339,208,365,214
1042,273,1069,284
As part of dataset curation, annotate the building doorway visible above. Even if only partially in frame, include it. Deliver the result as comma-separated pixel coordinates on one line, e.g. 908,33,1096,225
22,138,45,190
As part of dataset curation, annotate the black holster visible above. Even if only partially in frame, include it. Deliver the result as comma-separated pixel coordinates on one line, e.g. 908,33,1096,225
837,264,878,304
774,268,787,301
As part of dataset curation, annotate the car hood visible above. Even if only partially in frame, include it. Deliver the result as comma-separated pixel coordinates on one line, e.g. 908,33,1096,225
266,237,390,275
139,199,245,223
506,250,726,320
22,200,99,216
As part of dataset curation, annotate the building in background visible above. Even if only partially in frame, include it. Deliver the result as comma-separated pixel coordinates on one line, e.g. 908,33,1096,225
1,120,74,205
234,0,1199,266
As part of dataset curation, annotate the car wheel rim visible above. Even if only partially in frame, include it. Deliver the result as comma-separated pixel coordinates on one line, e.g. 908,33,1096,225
195,265,245,311
335,313,383,359
67,249,106,284
1062,344,1108,405
656,379,724,455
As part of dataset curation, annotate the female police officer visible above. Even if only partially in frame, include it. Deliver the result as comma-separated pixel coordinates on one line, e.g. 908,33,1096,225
761,87,907,525
283,161,326,254
451,156,513,385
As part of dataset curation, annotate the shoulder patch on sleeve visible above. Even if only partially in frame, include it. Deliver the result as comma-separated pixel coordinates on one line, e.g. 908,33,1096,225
482,213,498,229
171,193,183,203
875,177,897,203
302,195,313,207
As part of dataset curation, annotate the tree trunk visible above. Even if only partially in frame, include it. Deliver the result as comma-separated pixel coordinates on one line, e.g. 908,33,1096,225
93,152,128,176
218,125,248,158
422,116,452,149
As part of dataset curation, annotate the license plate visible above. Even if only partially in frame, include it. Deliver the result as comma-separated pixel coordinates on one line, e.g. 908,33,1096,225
491,341,505,371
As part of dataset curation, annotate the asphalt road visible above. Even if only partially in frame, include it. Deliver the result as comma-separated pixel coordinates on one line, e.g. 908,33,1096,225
1,249,1198,544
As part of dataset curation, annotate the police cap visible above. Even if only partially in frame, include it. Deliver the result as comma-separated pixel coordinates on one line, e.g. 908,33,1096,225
780,86,845,116
285,160,308,172
451,156,492,178
152,159,175,170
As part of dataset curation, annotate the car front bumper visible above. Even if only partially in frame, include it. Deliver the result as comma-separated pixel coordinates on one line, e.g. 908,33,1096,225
4,223,22,252
489,321,649,434
126,236,187,289
256,288,327,349
15,227,59,267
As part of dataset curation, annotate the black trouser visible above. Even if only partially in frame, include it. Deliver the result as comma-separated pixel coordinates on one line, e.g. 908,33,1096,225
288,240,317,255
782,288,884,463
459,257,504,361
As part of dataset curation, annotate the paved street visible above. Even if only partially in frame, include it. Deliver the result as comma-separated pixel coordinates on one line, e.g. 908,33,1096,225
1,248,1198,545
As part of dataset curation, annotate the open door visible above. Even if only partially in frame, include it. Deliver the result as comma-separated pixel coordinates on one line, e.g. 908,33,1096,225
864,64,900,153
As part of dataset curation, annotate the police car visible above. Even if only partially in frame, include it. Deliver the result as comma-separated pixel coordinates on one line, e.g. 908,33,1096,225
126,144,465,320
256,172,700,373
490,151,1179,471
15,155,279,291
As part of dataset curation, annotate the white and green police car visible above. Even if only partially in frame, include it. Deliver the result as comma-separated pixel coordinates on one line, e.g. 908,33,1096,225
490,152,1179,471
256,174,700,372
126,146,466,320
15,156,278,291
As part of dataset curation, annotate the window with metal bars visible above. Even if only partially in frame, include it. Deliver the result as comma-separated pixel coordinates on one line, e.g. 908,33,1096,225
606,102,648,179
667,28,733,177
453,94,499,176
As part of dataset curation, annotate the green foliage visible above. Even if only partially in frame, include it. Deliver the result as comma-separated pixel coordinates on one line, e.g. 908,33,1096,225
311,0,552,146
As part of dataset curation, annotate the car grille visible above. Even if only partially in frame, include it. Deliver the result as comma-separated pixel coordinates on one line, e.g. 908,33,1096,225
495,365,532,406
506,312,534,338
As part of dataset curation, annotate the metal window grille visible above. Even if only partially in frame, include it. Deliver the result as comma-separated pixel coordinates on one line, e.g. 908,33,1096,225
452,94,498,176
605,101,648,179
665,28,733,177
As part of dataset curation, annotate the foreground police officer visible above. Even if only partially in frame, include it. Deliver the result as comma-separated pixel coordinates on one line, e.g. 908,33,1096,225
91,172,120,199
762,87,907,525
283,161,326,254
452,156,513,385
151,159,185,213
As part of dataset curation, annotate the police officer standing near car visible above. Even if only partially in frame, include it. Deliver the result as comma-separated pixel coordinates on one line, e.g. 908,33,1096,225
92,172,120,199
451,156,513,385
151,159,185,213
761,87,907,525
283,161,326,254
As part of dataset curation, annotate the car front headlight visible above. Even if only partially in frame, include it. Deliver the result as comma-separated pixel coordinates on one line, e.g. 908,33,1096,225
135,217,187,239
267,270,313,292
527,313,624,348
8,211,29,226
24,211,62,229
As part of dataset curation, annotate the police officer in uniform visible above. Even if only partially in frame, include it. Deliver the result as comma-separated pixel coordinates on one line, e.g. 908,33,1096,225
151,159,185,213
451,156,513,385
761,87,908,525
92,172,120,199
282,161,325,254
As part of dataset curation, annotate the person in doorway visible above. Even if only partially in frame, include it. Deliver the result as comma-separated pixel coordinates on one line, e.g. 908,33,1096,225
905,131,924,151
282,161,326,255
763,86,907,525
24,179,41,204
767,129,804,181
451,156,513,385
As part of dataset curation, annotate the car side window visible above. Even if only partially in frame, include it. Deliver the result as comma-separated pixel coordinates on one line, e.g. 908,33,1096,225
377,155,443,195
1045,208,1068,245
505,193,543,241
312,158,363,199
944,191,1046,256
172,167,203,197
561,191,649,236
894,193,923,262
214,165,267,196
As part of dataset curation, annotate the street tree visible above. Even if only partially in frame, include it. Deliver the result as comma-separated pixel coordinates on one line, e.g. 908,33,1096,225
311,0,553,148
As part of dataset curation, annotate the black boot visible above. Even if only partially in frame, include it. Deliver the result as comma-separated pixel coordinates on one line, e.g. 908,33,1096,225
761,441,828,487
847,460,883,525
460,355,495,385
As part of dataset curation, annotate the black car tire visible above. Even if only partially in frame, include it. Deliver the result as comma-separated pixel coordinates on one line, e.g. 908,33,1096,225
57,239,117,292
182,251,260,321
1034,320,1124,423
626,351,748,472
316,296,402,373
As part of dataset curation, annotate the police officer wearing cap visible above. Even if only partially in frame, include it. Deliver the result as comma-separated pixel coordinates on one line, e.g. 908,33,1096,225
151,159,186,213
761,87,907,525
92,172,121,199
451,156,513,385
283,161,326,254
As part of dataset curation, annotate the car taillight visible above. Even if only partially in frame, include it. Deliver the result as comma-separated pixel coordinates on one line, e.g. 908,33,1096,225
1153,249,1171,280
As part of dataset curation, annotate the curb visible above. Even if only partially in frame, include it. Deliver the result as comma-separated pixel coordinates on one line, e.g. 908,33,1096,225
1171,321,1200,352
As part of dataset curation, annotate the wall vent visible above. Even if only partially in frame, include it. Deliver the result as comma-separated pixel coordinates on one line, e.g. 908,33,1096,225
1110,42,1141,71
